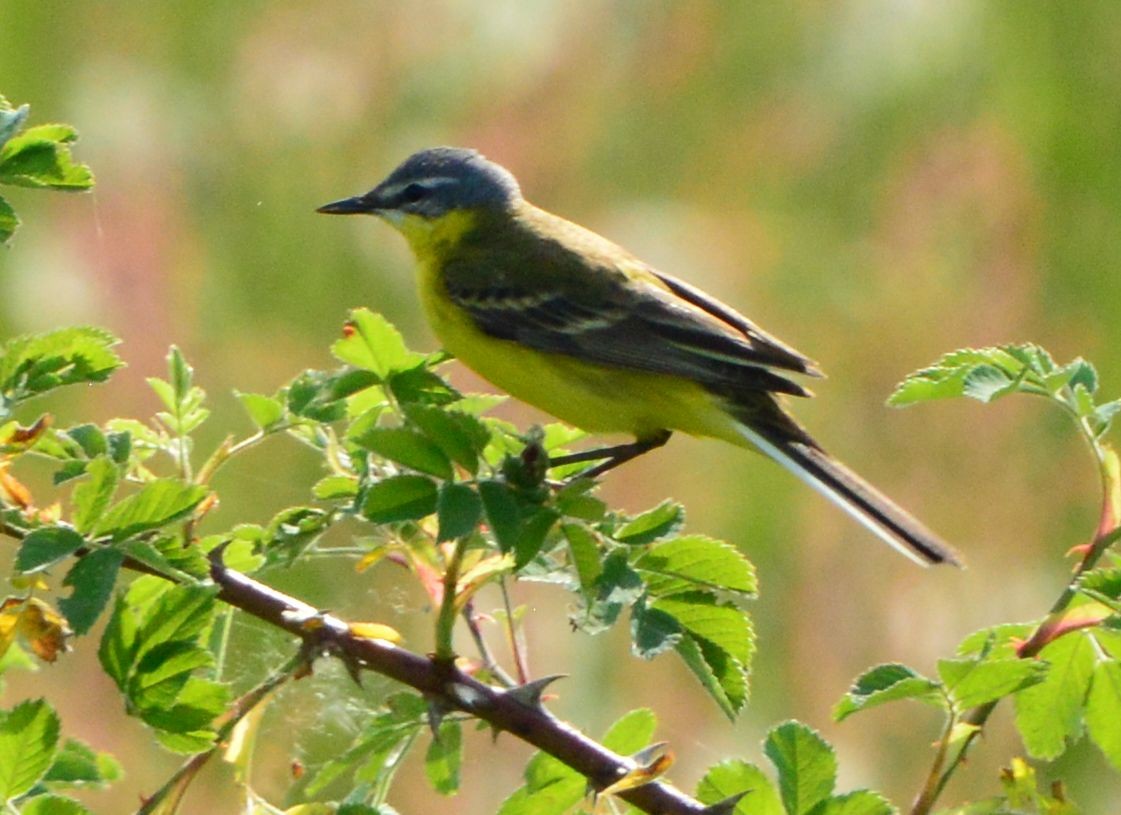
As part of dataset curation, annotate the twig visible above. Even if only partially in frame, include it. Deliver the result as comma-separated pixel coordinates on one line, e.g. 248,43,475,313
207,552,709,815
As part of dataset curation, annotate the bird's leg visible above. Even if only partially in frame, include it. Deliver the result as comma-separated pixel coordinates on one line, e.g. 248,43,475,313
550,430,672,479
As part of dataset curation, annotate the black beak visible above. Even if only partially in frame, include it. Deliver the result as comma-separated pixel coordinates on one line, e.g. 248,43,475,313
316,193,380,215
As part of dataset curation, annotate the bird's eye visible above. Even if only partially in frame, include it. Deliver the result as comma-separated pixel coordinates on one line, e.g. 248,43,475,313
399,183,427,205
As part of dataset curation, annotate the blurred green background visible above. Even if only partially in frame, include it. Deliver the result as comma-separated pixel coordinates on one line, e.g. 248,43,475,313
3,1,1121,812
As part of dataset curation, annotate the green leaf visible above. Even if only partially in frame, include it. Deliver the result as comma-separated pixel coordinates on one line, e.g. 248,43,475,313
763,721,836,815
312,475,359,500
478,479,521,551
236,391,284,429
71,455,118,533
0,193,18,244
1013,632,1096,760
614,499,685,545
43,737,122,788
265,506,331,564
602,708,658,754
16,526,85,573
833,663,944,722
0,124,93,190
20,796,93,815
0,103,29,151
631,603,682,659
815,790,895,815
425,719,462,795
404,403,489,473
58,548,124,635
437,483,482,542
0,698,60,800
332,309,422,377
651,592,753,665
938,657,1048,709
573,551,644,634
695,759,783,815
140,676,228,735
636,535,757,597
354,427,453,479
92,480,208,541
388,364,461,406
361,475,438,524
0,327,122,404
562,522,602,593
167,346,191,402
65,424,107,457
961,364,1017,403
1086,660,1121,770
674,632,748,720
118,540,188,580
514,508,559,569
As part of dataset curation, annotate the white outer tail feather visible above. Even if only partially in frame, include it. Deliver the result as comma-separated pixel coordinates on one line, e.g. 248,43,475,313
734,422,934,567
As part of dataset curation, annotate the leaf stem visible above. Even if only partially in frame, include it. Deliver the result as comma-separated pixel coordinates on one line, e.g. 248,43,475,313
500,576,530,685
434,538,468,661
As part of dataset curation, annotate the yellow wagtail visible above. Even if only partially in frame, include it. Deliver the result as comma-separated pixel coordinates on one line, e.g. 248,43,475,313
319,147,959,567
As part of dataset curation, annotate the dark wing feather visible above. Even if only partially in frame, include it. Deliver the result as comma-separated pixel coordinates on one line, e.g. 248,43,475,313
443,256,818,399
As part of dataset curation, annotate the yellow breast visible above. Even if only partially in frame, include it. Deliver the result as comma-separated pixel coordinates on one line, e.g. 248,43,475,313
393,210,744,446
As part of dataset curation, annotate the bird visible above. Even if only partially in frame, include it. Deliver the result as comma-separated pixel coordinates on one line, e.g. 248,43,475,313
318,147,960,567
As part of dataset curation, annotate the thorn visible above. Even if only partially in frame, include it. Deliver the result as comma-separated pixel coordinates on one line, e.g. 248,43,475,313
425,696,450,737
703,790,750,815
505,674,567,708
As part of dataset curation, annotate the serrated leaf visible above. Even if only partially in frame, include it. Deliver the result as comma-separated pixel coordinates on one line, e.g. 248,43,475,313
631,603,681,659
236,391,285,429
962,364,1016,403
20,795,93,814
1086,660,1121,770
833,663,944,721
0,124,92,190
0,327,122,404
0,698,60,800
696,759,783,815
478,479,521,551
1013,632,1095,760
43,737,122,787
388,364,461,406
0,194,18,244
514,508,559,569
92,480,208,541
573,551,645,634
331,309,422,377
764,721,836,815
404,403,489,474
425,719,462,795
562,522,602,593
58,548,124,635
815,790,895,815
355,427,453,479
675,633,748,720
312,475,359,500
651,592,753,664
16,527,85,573
602,708,657,754
71,456,118,533
437,483,482,542
361,475,437,524
614,500,684,545
0,104,29,150
636,535,756,596
938,657,1048,709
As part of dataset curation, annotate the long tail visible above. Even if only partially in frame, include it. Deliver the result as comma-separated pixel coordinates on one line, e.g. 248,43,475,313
735,422,961,567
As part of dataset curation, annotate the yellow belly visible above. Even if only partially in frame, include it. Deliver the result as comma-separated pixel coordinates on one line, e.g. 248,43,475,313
416,267,742,445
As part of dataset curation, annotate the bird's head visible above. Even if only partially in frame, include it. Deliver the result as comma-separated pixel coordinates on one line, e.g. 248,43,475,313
318,147,521,246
